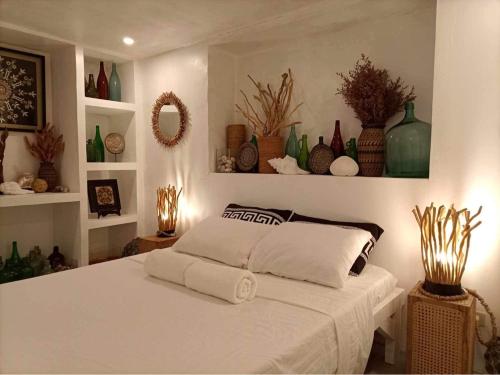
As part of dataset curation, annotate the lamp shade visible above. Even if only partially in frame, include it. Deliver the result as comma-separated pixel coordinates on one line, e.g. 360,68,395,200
412,203,482,296
157,185,182,237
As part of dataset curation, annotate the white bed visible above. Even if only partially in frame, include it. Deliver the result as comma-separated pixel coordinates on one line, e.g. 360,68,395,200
0,254,403,374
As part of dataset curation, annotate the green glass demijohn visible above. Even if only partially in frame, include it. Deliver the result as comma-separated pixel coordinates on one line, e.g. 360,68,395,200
297,134,310,171
285,125,300,160
385,102,431,178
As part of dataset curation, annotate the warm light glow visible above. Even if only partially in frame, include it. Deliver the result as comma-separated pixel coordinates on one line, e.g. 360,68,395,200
122,36,135,45
157,185,182,235
413,203,482,287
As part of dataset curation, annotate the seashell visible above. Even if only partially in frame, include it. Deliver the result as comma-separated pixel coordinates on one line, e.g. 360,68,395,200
32,178,48,193
268,155,310,175
0,181,35,195
330,156,359,176
17,172,35,189
54,185,69,193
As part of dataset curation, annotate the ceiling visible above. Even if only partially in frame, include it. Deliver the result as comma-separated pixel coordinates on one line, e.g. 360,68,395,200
0,0,434,59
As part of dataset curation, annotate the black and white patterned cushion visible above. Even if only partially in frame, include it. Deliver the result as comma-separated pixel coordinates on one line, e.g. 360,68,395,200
222,204,293,225
289,212,383,276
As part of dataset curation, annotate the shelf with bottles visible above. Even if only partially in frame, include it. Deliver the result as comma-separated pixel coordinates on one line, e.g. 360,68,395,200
0,241,76,284
0,202,82,272
88,222,137,263
83,55,135,104
85,110,136,163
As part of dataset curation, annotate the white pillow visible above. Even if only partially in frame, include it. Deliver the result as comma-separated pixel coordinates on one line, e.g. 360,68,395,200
173,216,272,268
248,222,372,288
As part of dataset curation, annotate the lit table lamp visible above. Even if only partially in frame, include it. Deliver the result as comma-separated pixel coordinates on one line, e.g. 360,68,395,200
157,185,182,237
407,203,483,374
412,203,482,296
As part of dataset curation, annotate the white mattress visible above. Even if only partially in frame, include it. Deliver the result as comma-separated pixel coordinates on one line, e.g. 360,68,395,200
0,255,396,374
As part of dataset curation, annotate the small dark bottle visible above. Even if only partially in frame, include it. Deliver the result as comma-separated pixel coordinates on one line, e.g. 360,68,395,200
48,246,65,270
330,120,345,159
97,61,109,100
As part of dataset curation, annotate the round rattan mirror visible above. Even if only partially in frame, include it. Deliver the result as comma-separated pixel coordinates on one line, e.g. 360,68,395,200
152,91,189,148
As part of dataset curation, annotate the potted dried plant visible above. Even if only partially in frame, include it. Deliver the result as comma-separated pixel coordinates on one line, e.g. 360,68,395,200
24,123,65,191
337,55,416,176
236,69,302,173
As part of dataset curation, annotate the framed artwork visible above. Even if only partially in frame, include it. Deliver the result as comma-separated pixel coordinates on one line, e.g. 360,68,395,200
87,179,121,218
0,47,46,132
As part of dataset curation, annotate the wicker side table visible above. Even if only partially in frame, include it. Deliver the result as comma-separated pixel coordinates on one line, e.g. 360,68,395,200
407,283,476,374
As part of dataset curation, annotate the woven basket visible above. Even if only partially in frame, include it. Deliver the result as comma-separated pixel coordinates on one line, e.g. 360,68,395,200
407,284,476,374
357,126,385,176
226,124,247,158
308,136,334,175
258,136,283,174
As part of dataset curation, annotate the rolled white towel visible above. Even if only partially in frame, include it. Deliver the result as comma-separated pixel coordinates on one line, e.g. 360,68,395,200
144,249,200,285
185,261,257,304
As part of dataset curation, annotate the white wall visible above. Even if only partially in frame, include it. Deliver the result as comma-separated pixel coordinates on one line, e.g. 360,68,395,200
233,4,435,147
139,0,500,323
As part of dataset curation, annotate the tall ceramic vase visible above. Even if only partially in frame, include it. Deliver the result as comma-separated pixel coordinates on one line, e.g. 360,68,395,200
357,124,385,177
258,136,283,174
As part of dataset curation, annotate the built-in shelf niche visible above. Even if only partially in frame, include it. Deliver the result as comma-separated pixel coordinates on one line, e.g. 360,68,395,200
85,106,136,163
0,202,81,265
88,222,137,264
83,55,135,104
87,170,137,220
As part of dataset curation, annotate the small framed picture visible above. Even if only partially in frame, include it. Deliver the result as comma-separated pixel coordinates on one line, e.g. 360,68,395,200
87,179,121,218
0,47,46,132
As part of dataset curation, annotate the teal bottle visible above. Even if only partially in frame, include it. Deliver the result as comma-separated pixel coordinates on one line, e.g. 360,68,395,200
297,134,309,171
251,134,258,173
385,102,431,178
108,63,121,102
86,139,96,162
285,125,300,160
94,125,105,162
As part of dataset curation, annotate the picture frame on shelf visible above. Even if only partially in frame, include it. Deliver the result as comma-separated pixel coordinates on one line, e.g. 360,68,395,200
87,179,121,218
0,47,46,132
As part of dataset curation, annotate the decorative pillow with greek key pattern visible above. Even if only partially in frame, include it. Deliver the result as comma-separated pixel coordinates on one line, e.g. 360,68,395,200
222,204,293,225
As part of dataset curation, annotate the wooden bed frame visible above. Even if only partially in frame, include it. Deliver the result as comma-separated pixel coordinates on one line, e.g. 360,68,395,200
373,287,405,365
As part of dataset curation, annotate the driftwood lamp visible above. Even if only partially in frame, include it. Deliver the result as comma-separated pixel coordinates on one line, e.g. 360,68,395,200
412,203,482,296
157,185,182,237
407,203,491,374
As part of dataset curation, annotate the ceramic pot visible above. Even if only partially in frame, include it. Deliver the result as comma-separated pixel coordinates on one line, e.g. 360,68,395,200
258,136,283,174
38,161,57,191
357,125,385,177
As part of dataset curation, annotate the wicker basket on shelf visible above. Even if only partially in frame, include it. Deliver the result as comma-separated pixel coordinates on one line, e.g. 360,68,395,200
308,136,334,175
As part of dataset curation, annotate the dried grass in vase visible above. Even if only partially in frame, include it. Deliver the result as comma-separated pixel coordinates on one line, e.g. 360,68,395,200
24,123,65,163
236,69,303,137
157,185,182,236
337,54,416,126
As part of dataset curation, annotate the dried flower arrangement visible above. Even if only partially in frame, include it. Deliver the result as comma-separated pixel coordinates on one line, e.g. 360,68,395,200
236,69,303,137
337,54,416,126
24,123,65,163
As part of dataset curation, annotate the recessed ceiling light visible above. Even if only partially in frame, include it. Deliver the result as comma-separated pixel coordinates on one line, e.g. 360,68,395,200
123,37,135,46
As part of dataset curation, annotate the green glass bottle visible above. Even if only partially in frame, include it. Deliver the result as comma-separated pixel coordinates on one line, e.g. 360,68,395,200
385,102,431,178
285,125,300,160
109,63,121,102
94,125,105,162
251,133,259,173
86,139,96,162
297,134,309,171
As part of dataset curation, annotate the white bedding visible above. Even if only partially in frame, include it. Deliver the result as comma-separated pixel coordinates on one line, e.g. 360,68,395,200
0,255,396,374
